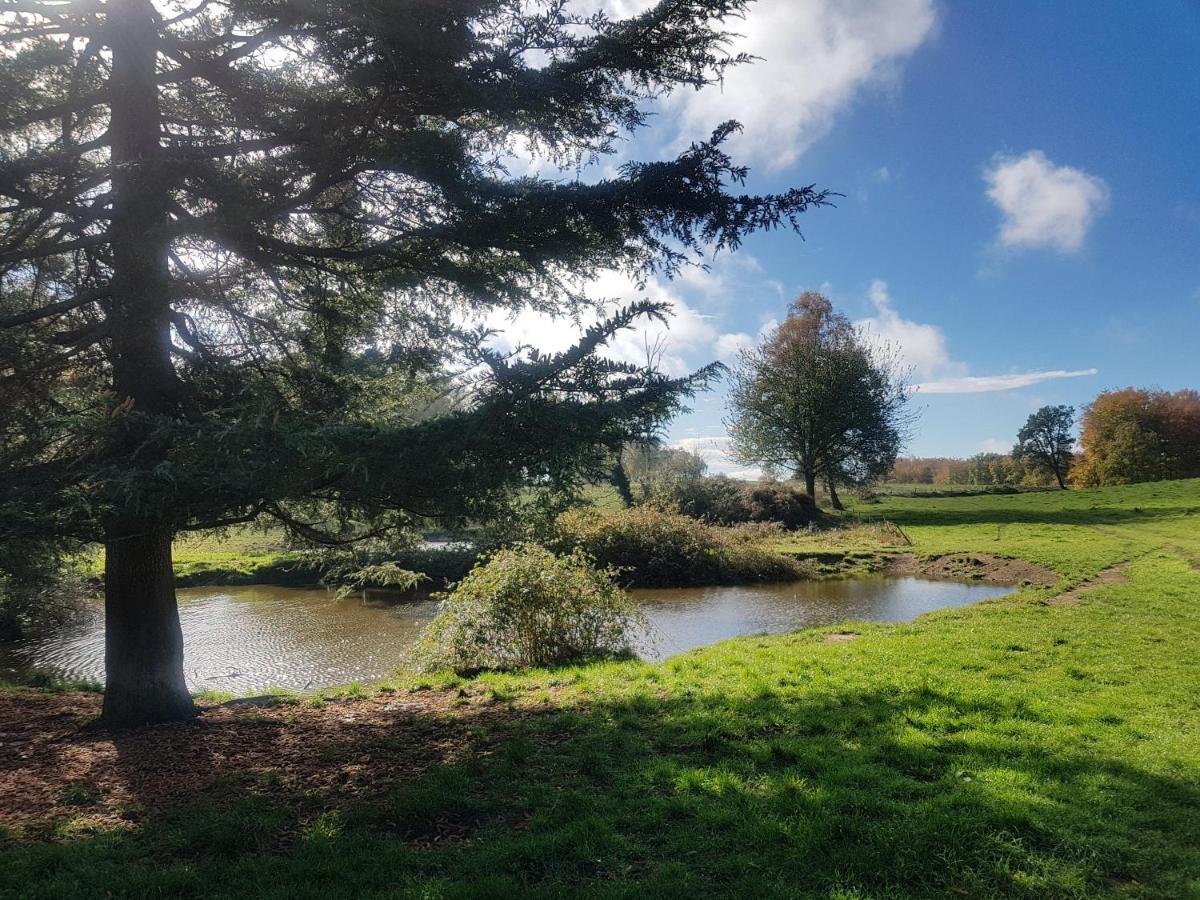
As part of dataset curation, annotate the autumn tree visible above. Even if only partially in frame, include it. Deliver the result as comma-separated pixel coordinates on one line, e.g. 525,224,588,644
726,292,912,506
1074,388,1200,486
1012,405,1075,489
0,0,831,725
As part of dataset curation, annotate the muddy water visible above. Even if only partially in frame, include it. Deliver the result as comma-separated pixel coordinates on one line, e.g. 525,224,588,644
0,577,1010,694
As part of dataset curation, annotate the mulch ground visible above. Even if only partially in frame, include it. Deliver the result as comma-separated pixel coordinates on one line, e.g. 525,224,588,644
0,687,534,833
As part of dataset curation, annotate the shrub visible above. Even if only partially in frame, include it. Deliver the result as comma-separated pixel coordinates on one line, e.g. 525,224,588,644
742,484,818,528
551,507,804,587
650,474,746,523
407,544,647,674
649,476,818,529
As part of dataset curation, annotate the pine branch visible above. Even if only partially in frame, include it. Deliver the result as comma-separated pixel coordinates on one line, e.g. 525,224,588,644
0,285,109,328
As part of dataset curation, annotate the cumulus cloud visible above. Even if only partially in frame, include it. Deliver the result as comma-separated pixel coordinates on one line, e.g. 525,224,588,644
713,331,754,361
666,0,937,170
855,279,965,381
984,150,1109,253
916,369,1099,395
590,0,935,170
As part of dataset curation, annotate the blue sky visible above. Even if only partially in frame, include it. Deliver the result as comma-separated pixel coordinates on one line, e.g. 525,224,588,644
493,1,1200,473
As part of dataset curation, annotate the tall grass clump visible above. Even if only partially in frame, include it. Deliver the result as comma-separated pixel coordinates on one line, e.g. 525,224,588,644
408,544,648,674
552,507,804,587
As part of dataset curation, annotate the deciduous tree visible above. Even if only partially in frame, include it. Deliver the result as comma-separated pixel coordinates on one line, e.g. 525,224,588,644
1012,405,1075,489
726,292,911,504
1074,388,1200,486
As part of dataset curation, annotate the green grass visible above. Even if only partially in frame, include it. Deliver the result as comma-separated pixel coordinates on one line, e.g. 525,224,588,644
5,480,1200,898
75,526,307,585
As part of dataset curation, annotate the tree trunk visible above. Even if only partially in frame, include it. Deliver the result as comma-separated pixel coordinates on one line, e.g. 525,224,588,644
99,0,194,726
1053,463,1067,490
803,469,816,501
102,528,194,726
826,480,844,511
611,459,634,508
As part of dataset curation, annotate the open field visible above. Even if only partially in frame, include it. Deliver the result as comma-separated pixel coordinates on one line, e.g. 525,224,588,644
3,480,1199,898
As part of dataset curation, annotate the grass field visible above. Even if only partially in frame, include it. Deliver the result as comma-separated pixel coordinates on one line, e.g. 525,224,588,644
3,480,1199,898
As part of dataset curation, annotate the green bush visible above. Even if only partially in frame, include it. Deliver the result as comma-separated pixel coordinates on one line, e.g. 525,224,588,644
551,507,804,587
650,474,745,523
407,544,648,674
649,476,818,529
742,483,818,528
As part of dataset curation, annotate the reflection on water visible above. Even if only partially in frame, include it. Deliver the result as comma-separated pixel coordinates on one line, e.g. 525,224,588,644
633,576,1010,660
0,577,1010,694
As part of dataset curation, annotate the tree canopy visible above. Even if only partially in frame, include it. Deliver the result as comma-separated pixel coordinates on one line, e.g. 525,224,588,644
1074,388,1200,486
726,292,911,503
0,0,831,724
1012,405,1075,490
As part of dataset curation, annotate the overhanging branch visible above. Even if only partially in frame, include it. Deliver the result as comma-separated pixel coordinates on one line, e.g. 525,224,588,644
0,285,109,328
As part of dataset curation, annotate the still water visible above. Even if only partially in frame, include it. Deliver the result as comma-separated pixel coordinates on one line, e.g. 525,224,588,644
0,577,1010,694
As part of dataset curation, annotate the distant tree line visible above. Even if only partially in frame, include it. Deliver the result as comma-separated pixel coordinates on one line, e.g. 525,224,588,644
885,454,1061,488
888,388,1200,489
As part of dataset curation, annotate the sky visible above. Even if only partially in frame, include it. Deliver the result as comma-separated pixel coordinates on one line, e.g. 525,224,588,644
488,0,1200,475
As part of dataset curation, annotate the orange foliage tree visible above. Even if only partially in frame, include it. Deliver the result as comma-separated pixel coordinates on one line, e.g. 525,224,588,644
1075,388,1200,486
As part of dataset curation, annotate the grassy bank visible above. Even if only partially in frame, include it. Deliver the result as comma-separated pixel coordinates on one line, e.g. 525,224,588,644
3,480,1199,898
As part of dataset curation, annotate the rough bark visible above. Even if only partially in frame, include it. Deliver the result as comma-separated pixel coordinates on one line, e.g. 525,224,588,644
100,0,194,726
803,469,816,501
101,529,195,726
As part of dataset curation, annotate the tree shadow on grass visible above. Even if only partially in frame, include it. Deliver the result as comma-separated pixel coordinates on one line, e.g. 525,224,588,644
885,503,1197,530
6,680,1198,899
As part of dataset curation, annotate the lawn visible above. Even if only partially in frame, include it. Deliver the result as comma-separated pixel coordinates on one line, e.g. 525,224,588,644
2,480,1199,898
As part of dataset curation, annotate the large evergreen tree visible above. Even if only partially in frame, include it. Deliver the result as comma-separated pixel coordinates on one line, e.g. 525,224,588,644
0,0,829,724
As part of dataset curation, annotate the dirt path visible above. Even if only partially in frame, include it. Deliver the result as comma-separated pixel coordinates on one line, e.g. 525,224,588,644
1044,565,1131,606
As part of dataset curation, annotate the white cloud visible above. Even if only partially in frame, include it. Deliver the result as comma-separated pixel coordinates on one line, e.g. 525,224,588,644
855,279,965,381
984,150,1109,253
483,270,718,377
976,438,1010,454
714,331,754,361
856,280,1098,394
916,369,1099,394
672,435,762,479
664,0,937,170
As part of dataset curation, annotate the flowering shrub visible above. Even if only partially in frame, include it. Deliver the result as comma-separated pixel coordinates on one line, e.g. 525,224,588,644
408,544,648,674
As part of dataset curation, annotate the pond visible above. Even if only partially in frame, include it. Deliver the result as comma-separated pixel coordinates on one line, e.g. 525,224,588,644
0,577,1011,695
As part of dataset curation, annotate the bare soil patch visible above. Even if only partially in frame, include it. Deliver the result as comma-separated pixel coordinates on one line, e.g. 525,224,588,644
822,632,860,644
886,553,1058,587
1045,565,1131,607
